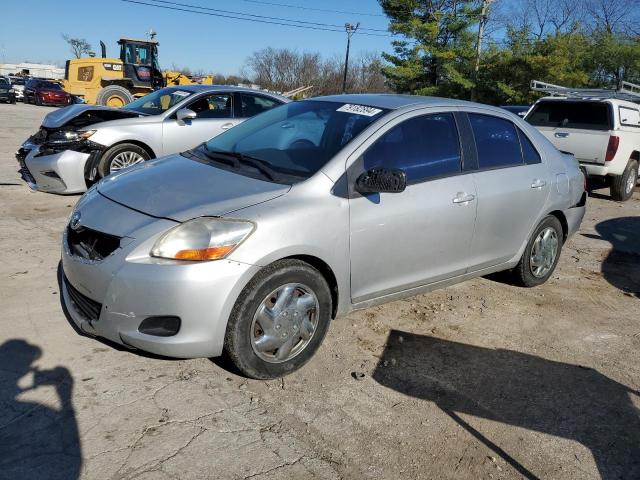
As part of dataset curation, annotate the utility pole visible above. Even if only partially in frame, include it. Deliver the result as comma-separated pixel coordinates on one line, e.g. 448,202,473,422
342,22,359,94
471,0,493,101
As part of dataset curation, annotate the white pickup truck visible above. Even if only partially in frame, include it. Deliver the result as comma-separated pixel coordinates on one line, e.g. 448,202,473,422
526,96,640,201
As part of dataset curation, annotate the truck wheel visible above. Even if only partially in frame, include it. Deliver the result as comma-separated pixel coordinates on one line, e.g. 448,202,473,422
511,215,563,288
224,259,332,379
98,143,150,177
610,159,638,202
96,85,134,107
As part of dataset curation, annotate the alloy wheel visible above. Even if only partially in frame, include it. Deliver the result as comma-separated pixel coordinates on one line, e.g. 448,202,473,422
109,151,145,173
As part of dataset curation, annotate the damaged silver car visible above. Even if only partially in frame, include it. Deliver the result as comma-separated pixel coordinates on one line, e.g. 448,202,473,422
16,85,288,194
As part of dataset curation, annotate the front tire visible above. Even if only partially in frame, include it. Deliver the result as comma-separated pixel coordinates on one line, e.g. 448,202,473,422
97,143,150,178
511,215,563,287
610,159,638,202
224,259,332,379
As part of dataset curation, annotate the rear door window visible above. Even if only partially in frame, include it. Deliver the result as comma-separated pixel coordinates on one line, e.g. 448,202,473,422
239,93,281,118
363,113,462,184
525,101,612,130
468,114,523,169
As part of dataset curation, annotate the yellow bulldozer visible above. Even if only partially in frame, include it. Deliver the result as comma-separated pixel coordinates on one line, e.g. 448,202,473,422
62,37,213,106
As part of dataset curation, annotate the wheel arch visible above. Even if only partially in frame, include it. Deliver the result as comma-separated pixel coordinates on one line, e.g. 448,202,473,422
548,210,568,242
103,139,157,160
85,139,157,184
276,254,339,319
630,151,640,162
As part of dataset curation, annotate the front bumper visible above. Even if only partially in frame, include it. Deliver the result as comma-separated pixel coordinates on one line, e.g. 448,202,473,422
39,95,72,106
60,200,260,358
16,143,90,194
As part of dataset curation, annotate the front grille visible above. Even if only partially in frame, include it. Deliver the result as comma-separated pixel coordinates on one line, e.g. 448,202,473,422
67,226,121,261
64,276,102,321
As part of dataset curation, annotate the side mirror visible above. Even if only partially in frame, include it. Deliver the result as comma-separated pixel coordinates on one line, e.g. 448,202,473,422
176,108,197,124
355,168,407,194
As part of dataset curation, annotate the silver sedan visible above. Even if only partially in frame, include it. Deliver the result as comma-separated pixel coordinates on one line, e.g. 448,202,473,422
16,85,288,194
60,95,586,379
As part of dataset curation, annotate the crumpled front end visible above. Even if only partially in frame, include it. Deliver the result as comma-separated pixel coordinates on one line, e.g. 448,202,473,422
15,125,108,194
16,138,102,194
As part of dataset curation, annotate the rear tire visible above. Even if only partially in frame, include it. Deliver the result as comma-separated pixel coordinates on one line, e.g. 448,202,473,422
511,215,563,288
224,259,332,379
35,95,41,106
610,159,638,201
95,85,134,107
97,143,150,178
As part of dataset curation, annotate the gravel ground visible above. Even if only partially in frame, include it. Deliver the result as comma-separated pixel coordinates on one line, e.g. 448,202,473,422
0,102,638,480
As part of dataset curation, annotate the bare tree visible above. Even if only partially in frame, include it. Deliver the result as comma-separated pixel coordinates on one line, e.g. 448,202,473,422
61,34,92,59
503,0,585,38
586,0,636,34
244,47,388,95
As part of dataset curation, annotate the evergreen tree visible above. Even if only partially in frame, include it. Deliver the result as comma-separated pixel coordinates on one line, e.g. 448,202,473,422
379,0,480,96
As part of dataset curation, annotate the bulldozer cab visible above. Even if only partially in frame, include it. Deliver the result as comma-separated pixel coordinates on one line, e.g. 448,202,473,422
117,38,163,90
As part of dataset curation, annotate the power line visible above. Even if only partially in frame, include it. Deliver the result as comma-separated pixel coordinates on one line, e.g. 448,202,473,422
120,0,393,37
147,0,390,32
229,0,384,18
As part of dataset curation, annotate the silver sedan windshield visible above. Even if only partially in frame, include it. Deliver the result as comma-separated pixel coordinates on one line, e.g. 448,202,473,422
123,87,193,115
203,100,388,178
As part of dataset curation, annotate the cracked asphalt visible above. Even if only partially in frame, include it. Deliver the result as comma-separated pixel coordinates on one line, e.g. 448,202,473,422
0,103,639,479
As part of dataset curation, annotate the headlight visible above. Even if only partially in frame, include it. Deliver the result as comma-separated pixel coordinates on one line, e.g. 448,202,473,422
150,218,255,261
47,129,96,144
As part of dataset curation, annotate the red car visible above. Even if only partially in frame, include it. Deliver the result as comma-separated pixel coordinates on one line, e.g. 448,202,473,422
24,79,72,106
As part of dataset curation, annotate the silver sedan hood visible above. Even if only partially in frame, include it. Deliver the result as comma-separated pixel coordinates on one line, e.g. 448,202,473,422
97,154,291,222
41,105,143,129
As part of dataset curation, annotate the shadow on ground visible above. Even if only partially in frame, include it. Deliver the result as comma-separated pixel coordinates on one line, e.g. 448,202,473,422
583,216,640,298
0,339,80,480
373,330,640,480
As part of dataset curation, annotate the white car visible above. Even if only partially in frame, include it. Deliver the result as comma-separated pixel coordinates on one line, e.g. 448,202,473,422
16,85,288,194
8,76,25,101
526,96,640,201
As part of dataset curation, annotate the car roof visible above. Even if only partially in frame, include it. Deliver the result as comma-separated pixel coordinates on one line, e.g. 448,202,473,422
163,84,289,101
307,93,503,112
536,96,640,109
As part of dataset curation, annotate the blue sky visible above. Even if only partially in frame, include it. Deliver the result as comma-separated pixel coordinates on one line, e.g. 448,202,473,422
0,0,393,75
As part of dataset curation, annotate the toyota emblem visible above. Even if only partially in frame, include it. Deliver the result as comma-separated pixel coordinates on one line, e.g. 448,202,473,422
70,211,82,230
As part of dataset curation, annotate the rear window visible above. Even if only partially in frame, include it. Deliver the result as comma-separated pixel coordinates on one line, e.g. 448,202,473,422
525,101,612,131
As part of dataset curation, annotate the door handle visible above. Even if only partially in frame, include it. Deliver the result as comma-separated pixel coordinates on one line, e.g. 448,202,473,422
531,179,547,189
221,122,234,130
555,132,569,138
452,193,475,204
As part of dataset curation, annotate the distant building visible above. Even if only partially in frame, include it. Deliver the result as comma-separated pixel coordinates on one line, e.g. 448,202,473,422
0,63,65,79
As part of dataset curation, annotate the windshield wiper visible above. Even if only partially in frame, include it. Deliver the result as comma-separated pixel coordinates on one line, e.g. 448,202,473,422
204,147,277,181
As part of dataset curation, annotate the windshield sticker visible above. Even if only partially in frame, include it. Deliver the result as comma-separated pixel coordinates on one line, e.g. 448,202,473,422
173,90,190,97
336,104,382,117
